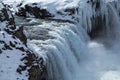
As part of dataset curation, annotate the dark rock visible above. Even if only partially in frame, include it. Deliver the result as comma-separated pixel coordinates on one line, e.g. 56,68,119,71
13,26,27,45
4,43,13,50
17,65,27,74
16,47,25,52
0,40,5,44
9,41,15,47
6,56,10,58
19,51,47,80
16,7,27,17
0,49,2,54
28,65,47,80
64,8,78,15
16,4,54,19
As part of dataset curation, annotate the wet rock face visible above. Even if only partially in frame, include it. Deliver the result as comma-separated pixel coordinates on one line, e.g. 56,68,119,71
89,15,106,39
87,0,106,39
88,0,120,40
16,3,54,19
87,0,102,38
0,3,47,80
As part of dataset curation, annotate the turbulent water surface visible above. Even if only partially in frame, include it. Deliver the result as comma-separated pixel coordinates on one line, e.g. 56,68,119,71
15,1,120,80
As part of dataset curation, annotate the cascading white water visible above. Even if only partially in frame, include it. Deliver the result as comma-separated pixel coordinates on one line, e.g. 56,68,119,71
16,0,120,80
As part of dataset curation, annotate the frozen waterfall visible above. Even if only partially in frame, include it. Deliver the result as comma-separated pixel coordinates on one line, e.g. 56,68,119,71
15,0,120,80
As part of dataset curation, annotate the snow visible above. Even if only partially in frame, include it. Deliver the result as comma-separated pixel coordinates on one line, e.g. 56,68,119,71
24,0,81,22
101,71,120,80
0,49,28,80
0,27,28,80
3,0,119,22
0,3,30,80
3,0,118,13
106,0,118,2
0,3,4,10
0,21,7,30
3,0,82,22
0,26,28,80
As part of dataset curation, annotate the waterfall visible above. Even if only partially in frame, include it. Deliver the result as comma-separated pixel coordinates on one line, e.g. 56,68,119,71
15,0,120,80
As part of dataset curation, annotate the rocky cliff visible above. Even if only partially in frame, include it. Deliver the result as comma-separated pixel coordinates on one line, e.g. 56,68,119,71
0,3,46,80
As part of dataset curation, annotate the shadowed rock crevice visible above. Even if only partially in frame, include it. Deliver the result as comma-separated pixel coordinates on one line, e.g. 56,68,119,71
87,0,106,39
89,15,106,39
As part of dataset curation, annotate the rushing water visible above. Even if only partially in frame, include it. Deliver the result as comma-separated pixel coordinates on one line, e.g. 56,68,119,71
15,1,120,80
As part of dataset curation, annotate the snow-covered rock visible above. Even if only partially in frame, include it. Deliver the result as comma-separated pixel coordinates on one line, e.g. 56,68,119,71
15,0,80,22
0,3,46,80
15,0,119,22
